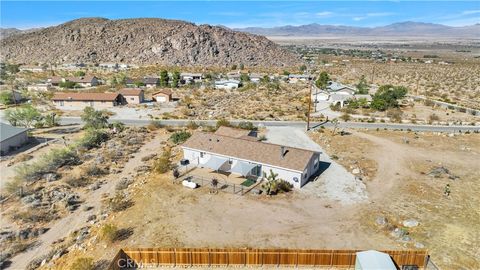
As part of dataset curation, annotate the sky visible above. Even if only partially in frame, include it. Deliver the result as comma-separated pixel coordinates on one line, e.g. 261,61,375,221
1,1,479,29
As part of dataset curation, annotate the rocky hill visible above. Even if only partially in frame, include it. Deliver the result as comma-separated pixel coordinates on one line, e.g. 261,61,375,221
0,18,302,67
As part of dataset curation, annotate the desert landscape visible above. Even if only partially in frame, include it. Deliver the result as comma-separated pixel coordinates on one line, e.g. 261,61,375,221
0,1,479,269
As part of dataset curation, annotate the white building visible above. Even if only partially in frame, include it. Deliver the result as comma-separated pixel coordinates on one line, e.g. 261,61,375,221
19,65,46,73
0,123,30,156
180,73,203,84
181,130,321,188
214,80,240,90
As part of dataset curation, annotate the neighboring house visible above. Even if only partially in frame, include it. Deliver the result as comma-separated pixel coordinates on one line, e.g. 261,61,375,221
144,77,159,88
19,65,46,72
120,88,144,104
0,123,29,156
329,93,352,108
27,83,53,92
249,73,262,83
48,76,98,87
65,76,99,87
326,81,356,94
180,73,203,84
227,72,241,80
181,132,321,188
214,80,240,90
288,74,312,83
48,76,64,86
152,89,172,103
124,78,136,87
52,92,124,110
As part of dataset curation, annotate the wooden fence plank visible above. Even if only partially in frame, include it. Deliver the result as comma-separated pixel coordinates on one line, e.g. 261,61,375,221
112,247,429,269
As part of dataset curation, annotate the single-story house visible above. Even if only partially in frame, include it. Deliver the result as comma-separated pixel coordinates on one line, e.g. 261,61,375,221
0,123,30,156
124,78,136,87
27,83,53,92
327,81,357,95
65,76,99,87
181,131,321,188
214,80,240,90
144,77,159,88
119,88,144,104
152,89,172,103
227,72,241,80
19,65,46,73
48,76,64,86
249,73,262,83
288,74,312,83
330,93,353,108
180,73,203,84
52,92,124,110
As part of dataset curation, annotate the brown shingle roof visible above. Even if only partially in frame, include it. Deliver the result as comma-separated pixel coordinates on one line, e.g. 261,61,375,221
214,126,251,138
119,88,143,96
182,132,319,172
52,92,119,101
152,89,172,96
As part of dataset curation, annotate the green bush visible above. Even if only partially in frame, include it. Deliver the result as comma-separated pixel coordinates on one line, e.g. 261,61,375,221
170,131,191,144
216,119,231,129
0,91,14,105
237,121,257,131
78,129,109,149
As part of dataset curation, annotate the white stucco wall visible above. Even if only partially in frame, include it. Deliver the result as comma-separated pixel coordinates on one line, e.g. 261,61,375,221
182,148,320,189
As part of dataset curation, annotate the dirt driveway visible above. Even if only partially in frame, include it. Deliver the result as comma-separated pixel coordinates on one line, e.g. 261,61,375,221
265,126,367,204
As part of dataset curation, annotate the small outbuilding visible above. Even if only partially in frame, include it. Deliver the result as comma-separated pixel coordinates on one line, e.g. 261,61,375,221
152,89,172,103
0,123,30,156
120,88,144,104
355,250,396,270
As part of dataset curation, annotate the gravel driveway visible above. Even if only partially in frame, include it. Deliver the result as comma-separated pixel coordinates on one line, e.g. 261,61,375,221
265,126,368,205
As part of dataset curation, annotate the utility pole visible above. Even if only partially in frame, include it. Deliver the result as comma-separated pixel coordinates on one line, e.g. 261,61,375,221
306,75,312,131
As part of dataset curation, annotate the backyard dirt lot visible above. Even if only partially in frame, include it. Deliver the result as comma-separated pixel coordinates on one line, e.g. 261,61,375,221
18,127,479,270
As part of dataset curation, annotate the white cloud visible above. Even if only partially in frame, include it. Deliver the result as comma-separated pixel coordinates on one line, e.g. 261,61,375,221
462,10,480,15
315,11,333,17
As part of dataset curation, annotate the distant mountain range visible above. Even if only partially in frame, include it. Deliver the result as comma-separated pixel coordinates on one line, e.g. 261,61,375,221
235,22,480,38
0,27,44,39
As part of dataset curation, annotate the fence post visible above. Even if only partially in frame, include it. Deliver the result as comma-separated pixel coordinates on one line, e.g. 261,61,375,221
233,184,236,194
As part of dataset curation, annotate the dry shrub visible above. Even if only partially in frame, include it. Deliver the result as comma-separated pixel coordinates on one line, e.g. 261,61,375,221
12,209,57,224
105,192,133,212
70,257,94,270
99,224,118,243
64,175,90,188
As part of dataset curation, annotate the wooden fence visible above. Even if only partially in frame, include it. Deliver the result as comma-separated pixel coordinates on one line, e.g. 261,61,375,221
108,248,429,269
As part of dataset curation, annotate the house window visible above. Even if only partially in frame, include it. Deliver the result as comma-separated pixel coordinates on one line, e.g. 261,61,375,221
314,159,318,168
59,101,64,106
252,165,262,177
89,101,94,106
200,152,205,158
228,159,233,165
130,97,134,101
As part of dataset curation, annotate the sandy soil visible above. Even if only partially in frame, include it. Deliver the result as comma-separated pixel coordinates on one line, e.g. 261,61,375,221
4,130,168,269
45,128,479,270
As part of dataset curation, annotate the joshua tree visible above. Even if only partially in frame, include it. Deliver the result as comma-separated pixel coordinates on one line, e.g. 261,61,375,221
262,169,279,195
210,178,219,194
